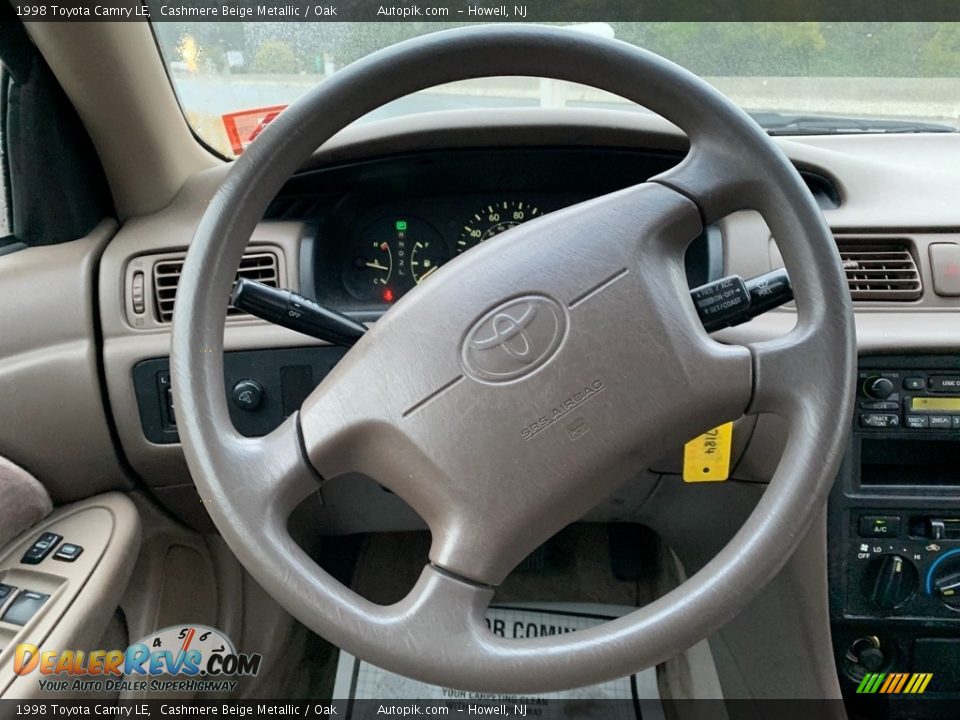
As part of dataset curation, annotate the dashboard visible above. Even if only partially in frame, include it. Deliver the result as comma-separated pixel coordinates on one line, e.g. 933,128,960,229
7,101,956,707
265,148,724,313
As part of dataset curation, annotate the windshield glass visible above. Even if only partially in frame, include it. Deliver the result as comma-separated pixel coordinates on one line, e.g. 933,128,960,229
153,22,960,157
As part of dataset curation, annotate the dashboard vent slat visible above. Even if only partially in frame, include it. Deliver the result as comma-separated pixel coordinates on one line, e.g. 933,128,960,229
836,240,922,301
152,251,280,323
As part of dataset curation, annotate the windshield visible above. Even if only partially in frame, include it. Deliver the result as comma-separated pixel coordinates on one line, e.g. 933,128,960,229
153,22,960,157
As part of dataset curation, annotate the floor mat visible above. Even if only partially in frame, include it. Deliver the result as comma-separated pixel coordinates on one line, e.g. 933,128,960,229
332,603,664,719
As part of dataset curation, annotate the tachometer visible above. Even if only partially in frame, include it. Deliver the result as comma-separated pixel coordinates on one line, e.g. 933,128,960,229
457,201,542,254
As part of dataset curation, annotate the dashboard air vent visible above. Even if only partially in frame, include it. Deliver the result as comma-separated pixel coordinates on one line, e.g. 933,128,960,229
153,251,280,323
836,240,922,301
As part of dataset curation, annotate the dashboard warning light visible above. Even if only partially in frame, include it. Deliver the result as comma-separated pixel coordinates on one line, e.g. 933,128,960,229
382,288,395,303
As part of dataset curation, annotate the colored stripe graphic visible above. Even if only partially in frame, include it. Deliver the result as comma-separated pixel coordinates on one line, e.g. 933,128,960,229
856,672,933,694
906,673,933,694
870,673,886,693
856,673,884,693
893,673,909,693
879,674,897,693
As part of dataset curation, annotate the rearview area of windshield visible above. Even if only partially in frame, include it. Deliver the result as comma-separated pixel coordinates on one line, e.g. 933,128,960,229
152,22,960,157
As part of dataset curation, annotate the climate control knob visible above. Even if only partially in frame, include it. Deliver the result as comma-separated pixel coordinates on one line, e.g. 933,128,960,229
867,554,918,610
927,552,960,609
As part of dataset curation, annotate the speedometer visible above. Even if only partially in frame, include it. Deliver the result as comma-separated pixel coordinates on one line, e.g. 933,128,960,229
457,201,542,254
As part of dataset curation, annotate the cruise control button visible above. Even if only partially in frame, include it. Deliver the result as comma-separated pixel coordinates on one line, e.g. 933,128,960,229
859,515,901,538
21,532,62,565
906,415,929,429
860,413,900,429
930,416,953,429
53,544,83,562
903,377,926,391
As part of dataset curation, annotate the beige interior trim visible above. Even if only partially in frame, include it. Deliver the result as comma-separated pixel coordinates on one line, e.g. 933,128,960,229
0,493,141,699
0,219,130,504
99,210,308,490
23,22,220,219
0,456,52,550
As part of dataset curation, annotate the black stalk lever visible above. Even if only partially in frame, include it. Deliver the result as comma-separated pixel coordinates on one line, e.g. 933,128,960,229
235,269,791,347
690,268,793,333
231,279,367,347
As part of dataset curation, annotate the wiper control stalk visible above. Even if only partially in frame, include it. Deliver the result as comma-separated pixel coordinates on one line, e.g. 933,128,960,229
234,269,793,347
231,278,367,347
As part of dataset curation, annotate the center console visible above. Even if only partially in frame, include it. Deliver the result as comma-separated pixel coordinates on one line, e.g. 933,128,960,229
830,355,960,714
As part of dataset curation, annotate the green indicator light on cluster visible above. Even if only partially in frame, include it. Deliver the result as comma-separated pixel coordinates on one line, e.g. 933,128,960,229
395,220,408,231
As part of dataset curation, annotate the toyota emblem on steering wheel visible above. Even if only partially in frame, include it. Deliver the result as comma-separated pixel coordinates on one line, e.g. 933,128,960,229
460,295,567,383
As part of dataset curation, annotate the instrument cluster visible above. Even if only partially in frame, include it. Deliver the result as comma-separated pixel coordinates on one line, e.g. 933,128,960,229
284,147,719,312
342,199,547,305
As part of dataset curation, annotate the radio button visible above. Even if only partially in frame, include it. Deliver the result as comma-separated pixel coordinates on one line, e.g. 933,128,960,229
861,401,899,411
860,413,900,429
907,415,930,429
864,377,896,400
930,415,953,430
929,376,960,393
904,377,926,390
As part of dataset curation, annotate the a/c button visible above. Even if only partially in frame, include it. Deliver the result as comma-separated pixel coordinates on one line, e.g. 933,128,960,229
859,515,901,538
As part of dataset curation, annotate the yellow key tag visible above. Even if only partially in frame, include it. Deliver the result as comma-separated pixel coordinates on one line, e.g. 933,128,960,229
683,422,734,482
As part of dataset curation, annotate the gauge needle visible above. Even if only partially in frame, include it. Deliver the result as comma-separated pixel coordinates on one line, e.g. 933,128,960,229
365,261,389,271
418,265,440,282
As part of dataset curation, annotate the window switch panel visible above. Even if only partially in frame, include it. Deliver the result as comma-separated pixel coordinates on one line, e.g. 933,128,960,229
53,543,83,562
20,532,62,565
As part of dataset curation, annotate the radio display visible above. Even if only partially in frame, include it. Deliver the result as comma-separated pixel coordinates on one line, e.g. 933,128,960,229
911,397,960,412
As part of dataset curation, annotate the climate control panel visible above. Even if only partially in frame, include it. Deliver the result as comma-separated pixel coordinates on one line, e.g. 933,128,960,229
846,512,960,619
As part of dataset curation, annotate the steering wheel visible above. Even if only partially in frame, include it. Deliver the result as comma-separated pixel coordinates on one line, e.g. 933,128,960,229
171,25,854,692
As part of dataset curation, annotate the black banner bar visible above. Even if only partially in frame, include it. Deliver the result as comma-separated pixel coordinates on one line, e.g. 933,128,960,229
10,0,960,22
0,698,941,718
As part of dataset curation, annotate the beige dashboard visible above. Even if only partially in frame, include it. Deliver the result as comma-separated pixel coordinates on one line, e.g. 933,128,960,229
2,108,959,530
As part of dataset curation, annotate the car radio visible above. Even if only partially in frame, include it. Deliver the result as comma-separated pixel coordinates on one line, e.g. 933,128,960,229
858,369,960,432
831,356,960,704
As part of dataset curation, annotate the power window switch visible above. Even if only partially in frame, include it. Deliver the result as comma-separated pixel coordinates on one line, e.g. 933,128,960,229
53,544,83,562
1,590,48,626
0,584,16,605
20,532,62,565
